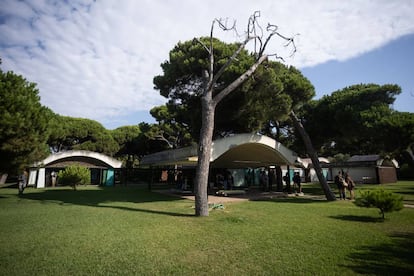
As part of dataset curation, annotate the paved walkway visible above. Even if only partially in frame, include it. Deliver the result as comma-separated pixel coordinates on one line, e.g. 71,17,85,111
155,189,414,207
154,189,325,204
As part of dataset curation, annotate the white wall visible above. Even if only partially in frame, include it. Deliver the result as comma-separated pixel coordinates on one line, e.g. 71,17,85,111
330,167,377,183
36,168,45,188
28,169,37,186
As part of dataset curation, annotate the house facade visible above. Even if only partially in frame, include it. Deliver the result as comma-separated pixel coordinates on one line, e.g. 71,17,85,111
29,150,122,188
326,155,399,184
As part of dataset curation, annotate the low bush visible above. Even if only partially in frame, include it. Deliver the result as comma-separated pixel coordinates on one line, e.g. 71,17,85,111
354,189,404,219
398,163,414,180
57,165,90,190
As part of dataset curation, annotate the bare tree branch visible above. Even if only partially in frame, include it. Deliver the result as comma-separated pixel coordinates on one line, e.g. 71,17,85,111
209,36,254,90
213,54,268,106
210,11,297,103
208,20,215,88
202,11,297,93
153,134,174,148
247,11,262,39
277,32,298,57
194,11,302,216
195,38,211,55
209,12,267,91
216,17,237,32
247,11,263,53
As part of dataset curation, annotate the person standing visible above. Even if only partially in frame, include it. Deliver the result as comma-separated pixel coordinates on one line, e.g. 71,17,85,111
344,173,355,200
292,172,302,194
283,171,291,193
334,171,346,200
18,169,28,195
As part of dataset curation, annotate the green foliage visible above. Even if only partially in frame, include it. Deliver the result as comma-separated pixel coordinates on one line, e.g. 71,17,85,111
354,189,404,219
153,37,315,141
48,115,119,156
118,122,191,156
240,62,314,142
0,68,51,174
399,163,414,179
300,83,404,156
57,165,90,190
153,38,254,139
149,106,194,149
154,37,251,99
1,184,413,275
376,112,414,171
109,125,145,167
329,153,351,163
110,125,141,156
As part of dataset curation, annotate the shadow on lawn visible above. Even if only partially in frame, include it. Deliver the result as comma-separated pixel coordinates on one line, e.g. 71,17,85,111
21,187,194,217
97,204,193,217
345,232,414,275
329,215,384,223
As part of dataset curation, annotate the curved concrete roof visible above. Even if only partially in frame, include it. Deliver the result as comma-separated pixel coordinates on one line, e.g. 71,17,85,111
35,150,122,169
140,133,298,168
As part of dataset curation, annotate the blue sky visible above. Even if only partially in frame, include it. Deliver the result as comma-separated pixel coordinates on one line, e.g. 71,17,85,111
1,0,413,129
302,34,414,113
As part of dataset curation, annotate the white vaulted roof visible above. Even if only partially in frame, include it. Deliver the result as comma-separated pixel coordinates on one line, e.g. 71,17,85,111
35,150,122,169
140,133,298,168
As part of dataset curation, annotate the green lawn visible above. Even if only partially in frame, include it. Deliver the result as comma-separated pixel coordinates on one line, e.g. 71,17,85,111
1,182,413,275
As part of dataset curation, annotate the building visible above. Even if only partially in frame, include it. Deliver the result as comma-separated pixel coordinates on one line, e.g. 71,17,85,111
29,150,122,188
140,133,299,189
295,157,331,182
326,155,399,184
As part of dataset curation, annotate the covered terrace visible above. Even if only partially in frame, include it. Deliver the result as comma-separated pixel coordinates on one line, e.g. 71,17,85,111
140,133,299,191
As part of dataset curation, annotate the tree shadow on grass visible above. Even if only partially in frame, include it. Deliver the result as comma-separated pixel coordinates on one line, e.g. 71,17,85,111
329,214,384,223
97,204,193,217
396,191,414,195
344,232,414,275
21,187,194,217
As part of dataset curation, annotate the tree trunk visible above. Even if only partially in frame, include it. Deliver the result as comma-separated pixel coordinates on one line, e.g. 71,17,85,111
0,173,8,185
290,110,336,201
194,93,216,216
193,55,268,217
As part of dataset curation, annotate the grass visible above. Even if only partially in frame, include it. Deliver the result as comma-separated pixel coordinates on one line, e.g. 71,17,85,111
0,182,413,275
305,180,414,205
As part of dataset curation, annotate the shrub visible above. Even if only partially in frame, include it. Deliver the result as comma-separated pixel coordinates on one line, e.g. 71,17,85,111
398,163,414,180
57,165,90,190
354,189,404,219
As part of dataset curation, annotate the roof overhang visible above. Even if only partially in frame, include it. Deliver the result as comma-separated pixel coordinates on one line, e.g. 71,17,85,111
34,150,122,169
140,133,297,168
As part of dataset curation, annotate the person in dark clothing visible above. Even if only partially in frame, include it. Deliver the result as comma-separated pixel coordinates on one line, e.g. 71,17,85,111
292,172,302,194
283,172,291,193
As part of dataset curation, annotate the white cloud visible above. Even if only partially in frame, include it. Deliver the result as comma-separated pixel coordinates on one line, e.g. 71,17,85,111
1,0,414,127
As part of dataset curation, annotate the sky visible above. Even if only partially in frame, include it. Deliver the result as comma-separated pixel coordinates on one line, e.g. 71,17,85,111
1,0,414,130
